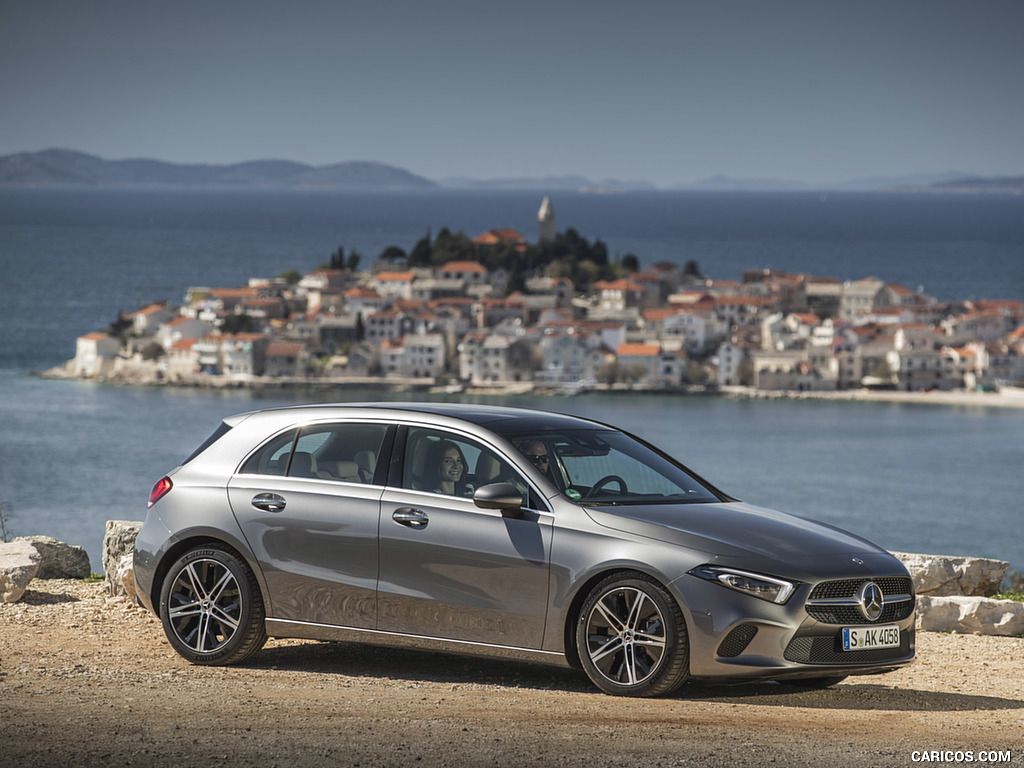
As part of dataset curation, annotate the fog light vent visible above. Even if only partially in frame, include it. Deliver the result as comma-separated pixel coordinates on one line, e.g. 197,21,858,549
717,624,758,658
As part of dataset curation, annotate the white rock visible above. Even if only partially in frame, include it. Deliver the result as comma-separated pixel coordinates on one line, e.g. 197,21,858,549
114,551,138,603
103,520,143,596
891,551,1008,597
0,541,42,603
13,535,92,579
917,595,1024,636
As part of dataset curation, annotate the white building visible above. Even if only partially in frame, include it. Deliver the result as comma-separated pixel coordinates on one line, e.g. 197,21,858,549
74,332,121,377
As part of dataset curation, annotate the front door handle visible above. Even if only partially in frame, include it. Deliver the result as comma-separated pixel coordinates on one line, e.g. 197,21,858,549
251,492,287,512
392,507,429,528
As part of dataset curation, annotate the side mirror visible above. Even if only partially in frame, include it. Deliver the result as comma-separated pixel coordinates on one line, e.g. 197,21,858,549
473,482,525,518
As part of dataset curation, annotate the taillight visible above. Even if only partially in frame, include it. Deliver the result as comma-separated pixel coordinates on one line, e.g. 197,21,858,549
148,476,173,508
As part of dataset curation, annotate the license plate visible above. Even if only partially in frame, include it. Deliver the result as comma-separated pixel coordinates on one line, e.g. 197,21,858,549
842,624,900,651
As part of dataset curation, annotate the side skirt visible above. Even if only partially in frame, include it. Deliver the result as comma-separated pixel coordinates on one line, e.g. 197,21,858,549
265,618,572,669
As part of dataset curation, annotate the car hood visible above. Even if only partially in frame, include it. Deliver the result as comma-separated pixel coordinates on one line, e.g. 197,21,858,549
583,500,895,574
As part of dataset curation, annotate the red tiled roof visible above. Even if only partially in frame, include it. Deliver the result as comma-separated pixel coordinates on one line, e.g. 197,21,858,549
617,343,660,357
440,260,488,273
472,228,525,245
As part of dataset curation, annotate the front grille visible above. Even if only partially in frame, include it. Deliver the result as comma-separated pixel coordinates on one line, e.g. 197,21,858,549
808,576,912,601
717,625,758,658
784,630,914,665
804,576,915,625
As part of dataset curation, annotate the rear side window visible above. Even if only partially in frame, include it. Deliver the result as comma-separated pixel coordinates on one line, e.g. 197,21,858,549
240,429,297,476
183,421,233,465
239,423,389,484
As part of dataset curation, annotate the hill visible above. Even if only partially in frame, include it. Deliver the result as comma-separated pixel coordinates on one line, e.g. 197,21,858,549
930,175,1024,194
0,149,438,190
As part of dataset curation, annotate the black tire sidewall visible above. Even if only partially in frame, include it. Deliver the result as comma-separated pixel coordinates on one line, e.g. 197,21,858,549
159,545,264,665
576,571,689,697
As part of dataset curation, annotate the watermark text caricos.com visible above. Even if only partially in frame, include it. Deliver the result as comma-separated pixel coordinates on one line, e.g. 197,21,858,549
911,751,1012,763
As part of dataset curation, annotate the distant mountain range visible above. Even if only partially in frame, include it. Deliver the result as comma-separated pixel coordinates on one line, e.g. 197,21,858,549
0,149,438,190
1,149,1020,194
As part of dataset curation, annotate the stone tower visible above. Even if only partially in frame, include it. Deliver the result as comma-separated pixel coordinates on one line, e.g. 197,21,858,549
538,196,556,243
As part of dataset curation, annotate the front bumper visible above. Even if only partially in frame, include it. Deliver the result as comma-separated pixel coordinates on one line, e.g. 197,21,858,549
675,571,916,682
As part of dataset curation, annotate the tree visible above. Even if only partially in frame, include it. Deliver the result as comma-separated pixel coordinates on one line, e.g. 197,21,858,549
221,314,258,334
141,341,166,361
683,259,703,278
377,245,406,265
346,249,362,272
621,253,640,273
278,269,302,285
407,233,432,268
329,246,346,270
0,501,12,542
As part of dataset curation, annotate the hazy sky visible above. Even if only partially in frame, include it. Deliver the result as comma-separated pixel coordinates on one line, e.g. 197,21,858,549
2,0,1022,186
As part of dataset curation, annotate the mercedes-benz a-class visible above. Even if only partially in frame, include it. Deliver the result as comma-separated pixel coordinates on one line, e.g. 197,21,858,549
134,403,915,697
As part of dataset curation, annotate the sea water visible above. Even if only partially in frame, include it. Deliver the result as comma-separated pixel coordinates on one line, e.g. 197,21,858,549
1,189,1022,573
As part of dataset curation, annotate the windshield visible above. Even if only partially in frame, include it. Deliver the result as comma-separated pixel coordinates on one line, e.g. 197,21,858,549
503,428,724,505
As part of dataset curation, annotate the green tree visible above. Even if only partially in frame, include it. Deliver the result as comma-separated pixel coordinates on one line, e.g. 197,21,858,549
346,249,362,272
221,314,258,334
683,259,703,278
430,228,476,267
278,269,302,285
407,233,433,267
377,245,406,265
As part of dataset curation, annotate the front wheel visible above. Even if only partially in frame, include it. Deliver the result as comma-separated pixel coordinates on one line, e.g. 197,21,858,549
159,544,267,665
576,571,689,697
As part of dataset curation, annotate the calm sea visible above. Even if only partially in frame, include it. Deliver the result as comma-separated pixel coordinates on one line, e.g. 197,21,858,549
1,189,1022,576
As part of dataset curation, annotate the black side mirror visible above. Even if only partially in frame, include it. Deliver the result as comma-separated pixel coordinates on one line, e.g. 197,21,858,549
473,482,525,518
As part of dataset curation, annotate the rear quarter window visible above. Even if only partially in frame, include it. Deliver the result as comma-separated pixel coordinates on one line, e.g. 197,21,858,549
182,422,233,465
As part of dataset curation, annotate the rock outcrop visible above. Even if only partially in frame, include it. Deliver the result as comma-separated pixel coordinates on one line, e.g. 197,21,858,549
917,595,1024,637
0,541,42,603
12,535,91,579
891,551,1008,597
102,520,142,597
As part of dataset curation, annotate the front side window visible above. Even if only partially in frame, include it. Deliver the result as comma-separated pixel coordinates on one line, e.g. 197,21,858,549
402,428,524,499
503,429,722,505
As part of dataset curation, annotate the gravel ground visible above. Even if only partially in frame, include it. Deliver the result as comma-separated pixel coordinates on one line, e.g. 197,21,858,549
1,580,1022,768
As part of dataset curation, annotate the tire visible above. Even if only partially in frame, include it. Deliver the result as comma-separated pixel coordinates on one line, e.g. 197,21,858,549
159,544,267,665
576,571,689,697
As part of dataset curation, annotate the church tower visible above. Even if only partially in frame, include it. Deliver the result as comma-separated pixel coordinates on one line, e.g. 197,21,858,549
538,196,556,243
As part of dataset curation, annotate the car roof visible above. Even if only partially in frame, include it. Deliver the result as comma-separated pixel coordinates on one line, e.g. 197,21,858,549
229,401,615,435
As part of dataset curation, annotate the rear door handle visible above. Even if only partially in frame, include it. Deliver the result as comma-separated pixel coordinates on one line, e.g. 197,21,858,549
251,493,287,512
392,507,429,528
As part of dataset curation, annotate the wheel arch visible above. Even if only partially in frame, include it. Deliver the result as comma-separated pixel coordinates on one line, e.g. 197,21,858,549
561,566,690,670
150,534,267,620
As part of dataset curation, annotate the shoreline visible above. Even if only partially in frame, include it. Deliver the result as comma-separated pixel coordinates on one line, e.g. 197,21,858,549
37,364,1024,408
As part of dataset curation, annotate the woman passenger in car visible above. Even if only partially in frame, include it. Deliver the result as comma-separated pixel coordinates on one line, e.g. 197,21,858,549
430,440,471,497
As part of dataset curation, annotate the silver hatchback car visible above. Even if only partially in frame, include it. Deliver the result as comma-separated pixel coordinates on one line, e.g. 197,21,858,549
134,402,915,697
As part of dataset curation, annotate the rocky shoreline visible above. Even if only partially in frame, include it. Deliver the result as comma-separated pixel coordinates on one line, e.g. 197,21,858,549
38,361,1024,409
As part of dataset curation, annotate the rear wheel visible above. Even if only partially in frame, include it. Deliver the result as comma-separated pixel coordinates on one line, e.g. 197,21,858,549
159,544,267,665
576,571,689,697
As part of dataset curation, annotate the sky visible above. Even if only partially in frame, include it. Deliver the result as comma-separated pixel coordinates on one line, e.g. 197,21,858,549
1,0,1022,187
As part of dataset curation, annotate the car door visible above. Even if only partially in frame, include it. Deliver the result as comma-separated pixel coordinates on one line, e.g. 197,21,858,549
227,421,392,629
376,426,553,648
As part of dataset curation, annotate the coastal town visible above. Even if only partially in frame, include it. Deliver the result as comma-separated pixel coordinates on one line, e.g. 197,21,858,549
54,197,1024,398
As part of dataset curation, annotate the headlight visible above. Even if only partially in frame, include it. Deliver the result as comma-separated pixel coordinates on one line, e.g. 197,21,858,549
689,565,797,604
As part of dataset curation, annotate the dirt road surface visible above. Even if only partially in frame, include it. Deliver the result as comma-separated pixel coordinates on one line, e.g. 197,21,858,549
1,580,1021,768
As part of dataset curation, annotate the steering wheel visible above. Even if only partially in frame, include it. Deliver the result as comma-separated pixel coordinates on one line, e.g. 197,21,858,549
584,475,628,498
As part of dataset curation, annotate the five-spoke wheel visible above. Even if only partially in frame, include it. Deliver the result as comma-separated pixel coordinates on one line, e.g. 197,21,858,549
159,545,267,665
576,571,689,697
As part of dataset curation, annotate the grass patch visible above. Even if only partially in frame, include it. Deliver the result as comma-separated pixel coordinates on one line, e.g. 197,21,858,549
993,592,1024,602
